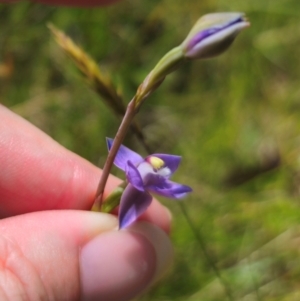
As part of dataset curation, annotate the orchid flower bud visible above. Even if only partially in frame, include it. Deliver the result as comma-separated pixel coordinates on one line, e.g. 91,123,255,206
134,12,249,108
181,12,249,60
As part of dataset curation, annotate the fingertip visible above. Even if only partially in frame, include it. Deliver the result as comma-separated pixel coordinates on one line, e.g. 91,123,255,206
80,222,173,301
80,230,155,301
128,222,174,283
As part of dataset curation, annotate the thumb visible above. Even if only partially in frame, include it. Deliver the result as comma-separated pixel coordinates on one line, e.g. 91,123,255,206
0,211,173,301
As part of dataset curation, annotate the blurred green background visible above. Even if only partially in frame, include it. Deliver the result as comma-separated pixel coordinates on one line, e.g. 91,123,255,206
1,0,300,300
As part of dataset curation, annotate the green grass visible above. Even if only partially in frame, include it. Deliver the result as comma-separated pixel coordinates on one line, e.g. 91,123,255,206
1,0,300,300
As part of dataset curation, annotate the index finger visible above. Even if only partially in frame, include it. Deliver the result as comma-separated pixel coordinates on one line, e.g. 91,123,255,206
0,105,171,232
0,104,118,215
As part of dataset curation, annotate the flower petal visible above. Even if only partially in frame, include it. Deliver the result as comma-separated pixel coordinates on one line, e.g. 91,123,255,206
119,184,153,229
106,138,143,171
147,178,192,199
150,154,181,174
126,161,145,192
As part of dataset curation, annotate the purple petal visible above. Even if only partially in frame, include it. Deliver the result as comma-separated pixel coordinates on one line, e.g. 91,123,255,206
143,172,164,187
188,28,218,49
119,184,152,229
147,178,192,199
126,161,145,192
106,138,143,171
150,154,181,174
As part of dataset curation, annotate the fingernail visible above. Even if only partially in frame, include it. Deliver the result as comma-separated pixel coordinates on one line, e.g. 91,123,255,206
128,222,173,282
80,222,173,301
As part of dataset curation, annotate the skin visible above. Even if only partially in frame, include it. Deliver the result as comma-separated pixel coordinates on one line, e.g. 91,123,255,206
0,1,173,300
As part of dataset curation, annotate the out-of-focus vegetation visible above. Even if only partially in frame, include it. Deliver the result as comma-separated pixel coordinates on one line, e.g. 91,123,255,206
1,0,300,300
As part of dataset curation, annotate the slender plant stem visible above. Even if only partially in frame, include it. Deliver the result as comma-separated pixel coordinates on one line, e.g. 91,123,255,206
178,202,234,301
94,98,137,209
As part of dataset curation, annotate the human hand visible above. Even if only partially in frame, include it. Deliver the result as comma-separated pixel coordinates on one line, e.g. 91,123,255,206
0,104,173,301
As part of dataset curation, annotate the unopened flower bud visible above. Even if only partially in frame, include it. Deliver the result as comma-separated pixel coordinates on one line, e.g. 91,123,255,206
181,12,249,60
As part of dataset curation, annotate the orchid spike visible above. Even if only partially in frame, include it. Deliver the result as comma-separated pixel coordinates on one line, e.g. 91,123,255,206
106,138,192,229
181,12,249,60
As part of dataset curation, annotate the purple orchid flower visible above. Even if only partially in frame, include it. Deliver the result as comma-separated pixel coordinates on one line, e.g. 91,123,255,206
106,138,192,229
